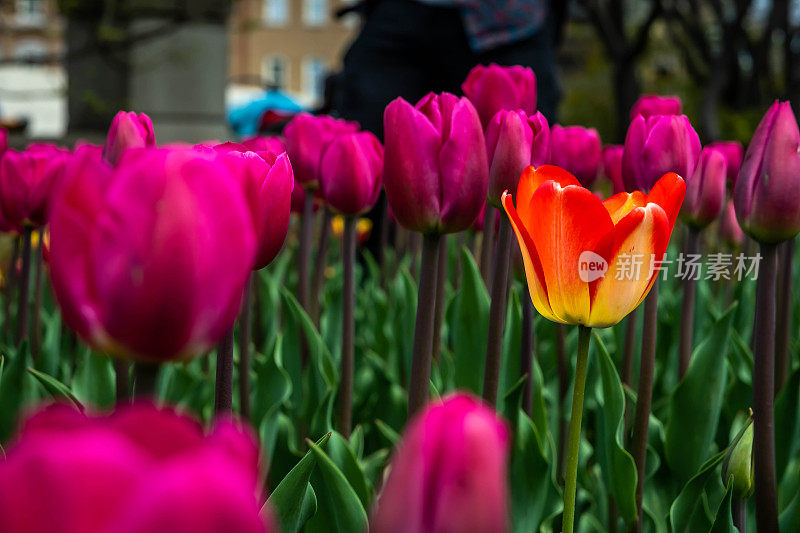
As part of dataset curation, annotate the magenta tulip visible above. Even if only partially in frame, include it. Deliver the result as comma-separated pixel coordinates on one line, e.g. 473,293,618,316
283,113,359,189
622,114,701,192
549,125,602,187
629,94,682,120
241,135,286,154
319,131,383,216
0,403,270,533
103,111,156,166
709,141,743,185
681,147,727,229
734,101,800,243
462,63,537,127
48,146,256,362
719,199,745,247
0,128,7,155
371,393,510,533
383,92,488,234
602,145,625,194
0,143,69,229
485,109,549,207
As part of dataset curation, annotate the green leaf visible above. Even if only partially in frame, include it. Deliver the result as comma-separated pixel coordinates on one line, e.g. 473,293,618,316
326,431,371,510
374,419,400,446
451,247,489,394
26,368,84,410
709,481,737,533
593,333,638,523
305,438,369,533
71,349,115,408
498,289,523,400
266,433,331,533
281,288,337,388
669,451,725,532
0,343,31,441
780,480,800,532
775,366,800,477
665,303,736,482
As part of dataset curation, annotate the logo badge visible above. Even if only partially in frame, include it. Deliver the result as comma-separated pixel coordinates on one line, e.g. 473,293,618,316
578,251,608,282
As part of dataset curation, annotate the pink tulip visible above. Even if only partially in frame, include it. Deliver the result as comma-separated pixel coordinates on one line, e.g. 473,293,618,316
549,125,602,187
48,146,255,362
241,135,286,154
709,140,744,185
629,94,682,120
319,131,383,216
681,147,727,229
103,111,156,166
371,393,510,533
622,114,701,192
462,63,537,127
383,92,488,234
283,113,359,189
485,110,549,207
0,128,7,155
602,145,625,194
719,199,745,247
734,100,800,243
0,143,69,229
0,403,270,533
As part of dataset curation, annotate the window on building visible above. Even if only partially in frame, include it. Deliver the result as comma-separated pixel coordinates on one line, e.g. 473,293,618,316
262,55,289,90
302,57,327,103
263,0,288,27
304,0,328,26
15,0,44,26
13,39,47,63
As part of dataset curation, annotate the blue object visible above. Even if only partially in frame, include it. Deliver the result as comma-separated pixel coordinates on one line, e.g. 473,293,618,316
228,89,304,136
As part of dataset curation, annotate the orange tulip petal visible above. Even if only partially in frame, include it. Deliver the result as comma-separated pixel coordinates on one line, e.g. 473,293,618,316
647,172,686,228
516,165,581,226
603,191,647,224
526,181,614,324
502,192,559,322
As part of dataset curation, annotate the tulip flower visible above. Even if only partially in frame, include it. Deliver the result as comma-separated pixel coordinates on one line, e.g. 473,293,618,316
319,131,383,216
719,200,745,247
602,145,625,194
681,147,727,229
48,146,256,363
103,110,156,166
383,92,488,414
485,110,549,207
0,403,271,533
629,94,682,120
709,140,743,185
241,134,285,154
462,63,537,127
549,125,602,187
622,114,701,193
0,128,7,155
371,393,510,533
283,113,359,189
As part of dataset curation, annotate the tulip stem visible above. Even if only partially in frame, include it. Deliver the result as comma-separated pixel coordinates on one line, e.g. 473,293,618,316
678,228,701,380
338,216,356,437
753,242,779,532
483,214,513,406
520,294,535,416
732,496,746,532
3,236,20,341
115,360,130,403
310,208,332,326
479,207,496,288
31,233,44,362
239,273,254,420
408,233,441,417
297,190,315,367
431,235,448,364
630,280,660,533
556,322,569,481
16,226,32,345
214,328,235,415
563,325,592,533
774,239,794,395
133,362,159,399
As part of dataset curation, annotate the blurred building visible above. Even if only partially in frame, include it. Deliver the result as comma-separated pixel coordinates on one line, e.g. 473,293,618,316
0,0,63,62
229,0,358,108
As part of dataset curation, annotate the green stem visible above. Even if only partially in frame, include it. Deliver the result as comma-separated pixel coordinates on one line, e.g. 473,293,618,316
562,325,592,533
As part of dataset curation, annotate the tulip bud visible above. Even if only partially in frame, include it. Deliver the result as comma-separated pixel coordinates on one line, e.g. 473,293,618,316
485,109,550,207
371,393,510,533
549,125,602,187
0,144,69,229
630,94,682,120
284,113,359,189
602,145,625,194
104,111,156,166
623,114,701,193
462,63,537,127
719,200,745,248
708,140,743,185
319,131,383,216
681,147,727,229
734,100,800,243
722,416,755,500
383,92,488,234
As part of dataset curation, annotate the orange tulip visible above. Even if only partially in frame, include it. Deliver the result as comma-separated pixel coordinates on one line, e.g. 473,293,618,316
503,165,685,328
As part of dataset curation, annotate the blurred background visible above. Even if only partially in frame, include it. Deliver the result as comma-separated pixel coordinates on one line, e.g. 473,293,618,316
0,0,797,146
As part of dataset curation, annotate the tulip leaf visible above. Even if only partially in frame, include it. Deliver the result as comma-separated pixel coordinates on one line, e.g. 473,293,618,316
669,451,725,532
709,481,737,533
779,480,800,532
267,432,331,533
665,303,736,482
305,437,369,533
499,289,523,401
71,349,115,408
0,343,32,442
26,367,84,411
281,288,337,388
775,366,800,478
374,419,399,446
593,333,639,524
451,247,489,394
326,431,371,510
